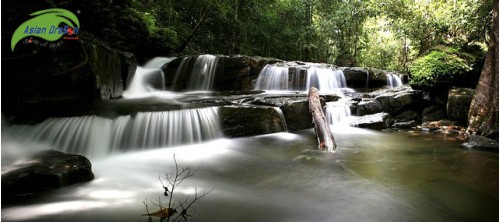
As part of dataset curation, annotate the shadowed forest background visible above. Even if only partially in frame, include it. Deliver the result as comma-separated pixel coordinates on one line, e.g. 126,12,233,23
3,0,494,68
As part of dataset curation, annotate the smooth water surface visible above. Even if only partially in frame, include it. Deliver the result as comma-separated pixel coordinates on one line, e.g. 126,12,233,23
2,127,498,222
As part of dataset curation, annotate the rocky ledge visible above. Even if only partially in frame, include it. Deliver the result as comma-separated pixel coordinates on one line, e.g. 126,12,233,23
2,150,94,202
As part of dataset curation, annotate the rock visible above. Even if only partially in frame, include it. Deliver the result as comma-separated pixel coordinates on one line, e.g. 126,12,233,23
215,55,252,91
281,100,313,131
356,86,420,116
340,67,392,88
356,99,383,115
249,56,282,77
320,94,342,102
446,88,475,125
341,67,370,88
350,112,394,130
2,33,137,121
421,120,464,134
463,135,499,152
422,106,447,122
394,110,420,121
219,106,286,137
294,149,332,162
392,120,419,128
83,37,136,99
368,68,391,88
2,150,94,201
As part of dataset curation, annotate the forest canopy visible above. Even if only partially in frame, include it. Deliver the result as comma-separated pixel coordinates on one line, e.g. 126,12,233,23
2,0,493,70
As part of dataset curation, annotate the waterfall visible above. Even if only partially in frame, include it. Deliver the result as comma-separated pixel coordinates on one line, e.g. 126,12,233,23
122,57,175,98
254,64,290,90
5,107,222,156
386,73,403,88
144,57,175,69
254,64,347,92
305,67,347,92
324,99,352,126
187,54,219,91
273,107,288,132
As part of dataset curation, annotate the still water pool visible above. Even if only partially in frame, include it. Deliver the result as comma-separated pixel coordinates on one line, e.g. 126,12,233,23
2,127,498,222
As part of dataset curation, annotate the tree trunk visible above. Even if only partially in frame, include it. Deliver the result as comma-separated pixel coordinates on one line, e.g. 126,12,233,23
308,87,337,152
467,1,498,139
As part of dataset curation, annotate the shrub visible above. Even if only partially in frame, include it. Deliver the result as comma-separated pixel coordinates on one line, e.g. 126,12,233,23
409,47,474,90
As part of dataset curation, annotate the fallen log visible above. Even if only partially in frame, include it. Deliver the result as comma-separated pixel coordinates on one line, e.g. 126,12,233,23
308,87,337,152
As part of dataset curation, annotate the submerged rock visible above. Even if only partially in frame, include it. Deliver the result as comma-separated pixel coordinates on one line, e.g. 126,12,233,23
350,112,394,130
2,150,94,201
463,135,499,152
294,149,333,162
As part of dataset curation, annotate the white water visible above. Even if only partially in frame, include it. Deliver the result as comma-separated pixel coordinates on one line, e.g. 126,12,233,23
122,57,176,99
386,73,403,88
305,66,347,92
3,128,496,222
254,64,290,90
188,54,219,91
324,99,352,126
254,64,347,92
4,107,222,157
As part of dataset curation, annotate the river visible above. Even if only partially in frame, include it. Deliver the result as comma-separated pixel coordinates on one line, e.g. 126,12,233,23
2,126,498,222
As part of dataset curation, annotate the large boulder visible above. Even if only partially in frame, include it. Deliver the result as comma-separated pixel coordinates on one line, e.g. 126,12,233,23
2,150,94,201
357,86,420,116
219,106,286,137
281,100,313,131
215,55,252,91
447,88,475,125
249,56,282,77
2,32,137,121
341,67,370,88
350,112,394,130
422,105,447,122
83,37,137,99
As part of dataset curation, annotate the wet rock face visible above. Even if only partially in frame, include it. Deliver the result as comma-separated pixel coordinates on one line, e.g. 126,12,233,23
463,135,499,152
422,106,447,122
219,106,286,138
447,88,474,125
356,86,421,116
281,100,313,131
2,150,94,201
350,112,394,130
3,33,137,121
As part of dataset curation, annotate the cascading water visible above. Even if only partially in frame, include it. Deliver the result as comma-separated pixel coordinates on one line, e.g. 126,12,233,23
254,64,347,92
386,73,403,88
254,64,290,91
122,57,175,98
4,107,222,157
305,66,347,92
187,54,219,91
324,99,352,126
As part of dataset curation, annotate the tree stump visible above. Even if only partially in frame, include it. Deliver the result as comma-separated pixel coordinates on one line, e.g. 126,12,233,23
308,87,337,152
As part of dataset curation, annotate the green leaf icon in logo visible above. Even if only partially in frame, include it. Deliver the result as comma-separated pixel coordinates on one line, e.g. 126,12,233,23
11,8,80,51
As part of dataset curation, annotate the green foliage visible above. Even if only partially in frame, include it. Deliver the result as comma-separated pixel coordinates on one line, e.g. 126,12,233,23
408,48,474,90
8,0,489,64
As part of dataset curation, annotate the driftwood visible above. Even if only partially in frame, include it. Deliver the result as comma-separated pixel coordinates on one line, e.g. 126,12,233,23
308,87,337,152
